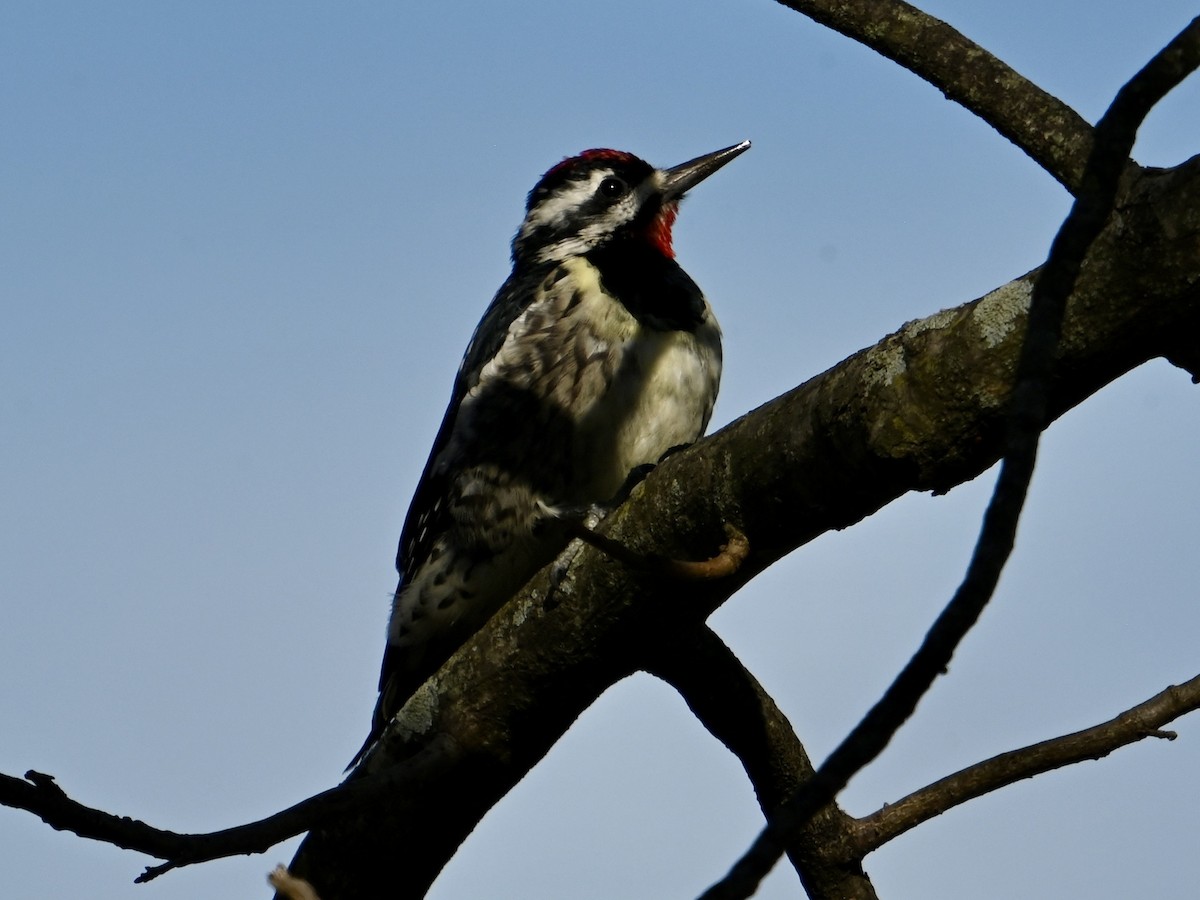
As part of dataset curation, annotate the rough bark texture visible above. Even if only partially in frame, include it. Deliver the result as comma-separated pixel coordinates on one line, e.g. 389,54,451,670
282,155,1200,899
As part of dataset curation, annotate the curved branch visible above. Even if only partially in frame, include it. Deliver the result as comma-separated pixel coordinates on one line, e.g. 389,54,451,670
851,673,1200,853
697,18,1200,900
646,627,878,900
773,0,1096,191
0,737,461,883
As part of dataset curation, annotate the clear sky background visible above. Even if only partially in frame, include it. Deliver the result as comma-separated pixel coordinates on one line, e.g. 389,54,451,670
2,2,1198,898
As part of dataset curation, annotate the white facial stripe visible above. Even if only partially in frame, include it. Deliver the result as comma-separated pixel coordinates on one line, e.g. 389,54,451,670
534,235,593,264
521,169,614,234
525,175,660,264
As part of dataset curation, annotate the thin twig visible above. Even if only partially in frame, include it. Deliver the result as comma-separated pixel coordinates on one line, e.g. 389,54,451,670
697,17,1200,900
853,673,1200,854
0,736,460,882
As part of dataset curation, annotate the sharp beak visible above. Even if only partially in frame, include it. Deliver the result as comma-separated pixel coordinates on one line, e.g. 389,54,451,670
660,140,751,201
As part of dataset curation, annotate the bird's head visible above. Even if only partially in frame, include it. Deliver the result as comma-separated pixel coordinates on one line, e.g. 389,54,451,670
512,140,750,266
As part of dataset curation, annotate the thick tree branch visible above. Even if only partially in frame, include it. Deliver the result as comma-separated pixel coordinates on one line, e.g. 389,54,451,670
281,139,1200,896
6,33,1198,900
699,19,1200,900
772,0,1096,190
646,627,878,900
850,673,1200,854
5,157,1196,898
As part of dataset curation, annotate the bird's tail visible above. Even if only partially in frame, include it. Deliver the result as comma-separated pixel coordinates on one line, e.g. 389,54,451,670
345,645,417,771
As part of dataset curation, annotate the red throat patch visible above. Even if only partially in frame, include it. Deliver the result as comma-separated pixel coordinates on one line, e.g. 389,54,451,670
645,201,679,259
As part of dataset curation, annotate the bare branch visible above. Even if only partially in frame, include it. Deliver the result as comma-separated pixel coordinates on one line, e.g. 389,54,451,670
850,673,1200,853
0,737,461,882
280,140,1200,895
697,18,1200,900
646,627,878,900
773,0,1096,190
0,769,189,861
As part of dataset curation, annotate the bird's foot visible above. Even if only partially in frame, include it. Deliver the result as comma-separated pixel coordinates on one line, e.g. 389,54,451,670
568,520,750,581
546,509,750,602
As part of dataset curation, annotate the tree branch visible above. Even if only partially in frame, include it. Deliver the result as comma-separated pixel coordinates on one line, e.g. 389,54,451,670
6,40,1198,900
6,151,1196,896
281,138,1200,895
646,627,878,900
850,672,1200,853
696,18,1200,900
0,737,461,883
772,0,1096,191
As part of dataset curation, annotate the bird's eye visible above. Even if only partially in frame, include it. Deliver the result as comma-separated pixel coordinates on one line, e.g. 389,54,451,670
598,176,627,199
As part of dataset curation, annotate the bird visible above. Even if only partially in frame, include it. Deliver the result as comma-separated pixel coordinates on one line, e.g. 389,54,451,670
351,140,750,768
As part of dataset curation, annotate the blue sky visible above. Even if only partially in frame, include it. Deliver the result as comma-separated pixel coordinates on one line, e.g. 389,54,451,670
2,2,1198,898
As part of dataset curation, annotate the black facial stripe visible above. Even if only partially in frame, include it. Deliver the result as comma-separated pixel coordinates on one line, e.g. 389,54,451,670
526,156,655,212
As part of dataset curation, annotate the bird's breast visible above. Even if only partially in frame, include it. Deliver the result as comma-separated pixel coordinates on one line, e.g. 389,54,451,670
554,259,722,500
462,257,722,504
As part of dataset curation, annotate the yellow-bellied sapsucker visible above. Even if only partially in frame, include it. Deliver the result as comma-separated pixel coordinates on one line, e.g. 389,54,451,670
352,141,749,767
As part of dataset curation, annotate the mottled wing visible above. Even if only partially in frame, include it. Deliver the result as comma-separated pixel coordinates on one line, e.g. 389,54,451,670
393,265,550,583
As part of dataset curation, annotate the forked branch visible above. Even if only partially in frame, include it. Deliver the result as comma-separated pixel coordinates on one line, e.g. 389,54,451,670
698,16,1200,900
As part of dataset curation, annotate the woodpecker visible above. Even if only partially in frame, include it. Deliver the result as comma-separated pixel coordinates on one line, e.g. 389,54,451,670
352,140,749,768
